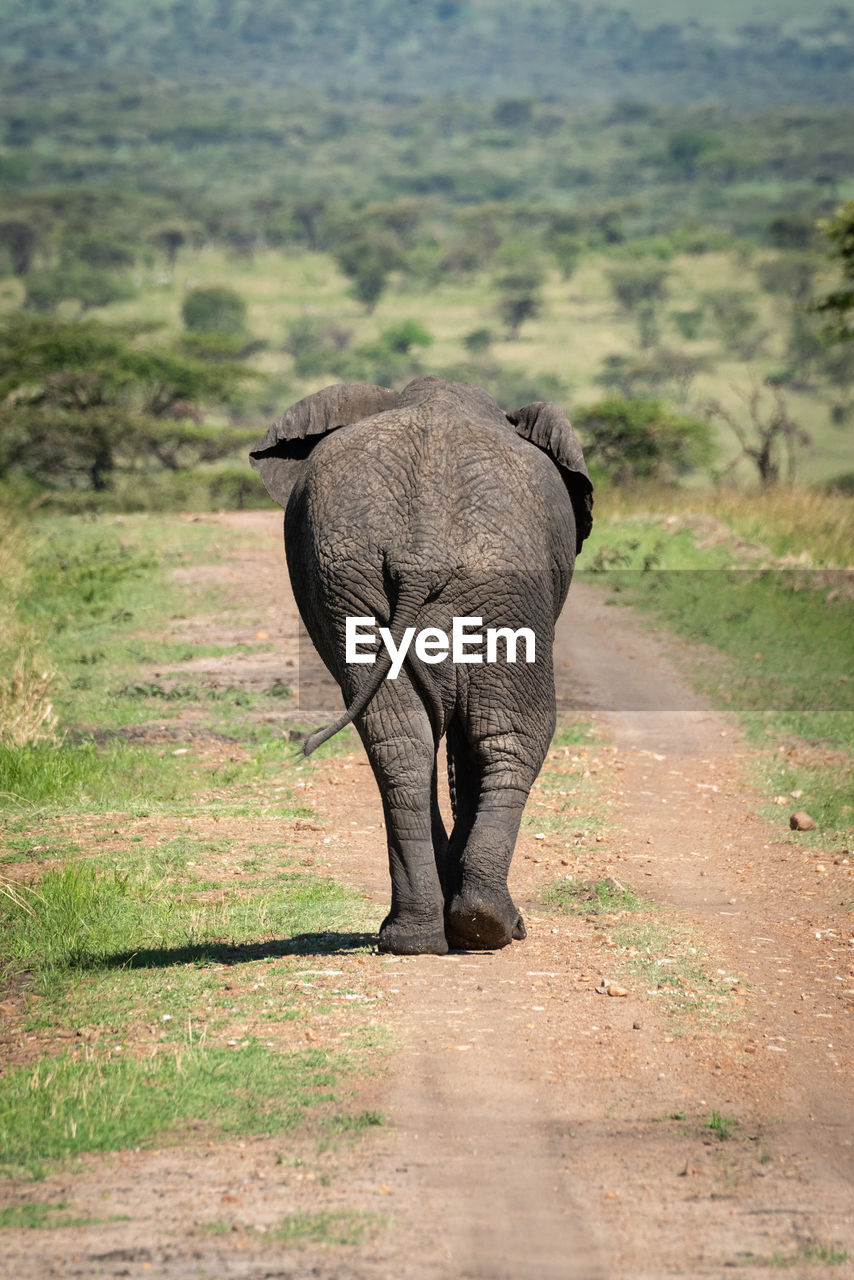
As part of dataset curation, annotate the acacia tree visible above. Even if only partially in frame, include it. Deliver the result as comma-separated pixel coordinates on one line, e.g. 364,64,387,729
815,201,854,343
0,316,252,493
702,386,810,488
495,264,544,339
334,236,401,312
574,397,714,487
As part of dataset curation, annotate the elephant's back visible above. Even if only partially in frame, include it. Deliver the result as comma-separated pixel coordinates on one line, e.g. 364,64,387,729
296,401,573,572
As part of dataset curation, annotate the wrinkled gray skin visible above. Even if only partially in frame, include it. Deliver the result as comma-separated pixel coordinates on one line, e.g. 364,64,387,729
250,377,592,955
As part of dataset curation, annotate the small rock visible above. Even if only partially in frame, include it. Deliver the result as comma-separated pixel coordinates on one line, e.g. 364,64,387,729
632,1021,641,1029
790,811,816,831
607,985,629,997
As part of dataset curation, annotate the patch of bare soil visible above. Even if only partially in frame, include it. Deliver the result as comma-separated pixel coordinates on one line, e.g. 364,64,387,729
2,511,851,1280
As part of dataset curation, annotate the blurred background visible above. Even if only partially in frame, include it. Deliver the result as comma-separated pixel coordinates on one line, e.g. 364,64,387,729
0,0,852,513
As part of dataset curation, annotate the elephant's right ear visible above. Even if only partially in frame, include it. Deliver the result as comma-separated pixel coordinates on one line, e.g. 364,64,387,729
249,382,399,507
507,402,594,553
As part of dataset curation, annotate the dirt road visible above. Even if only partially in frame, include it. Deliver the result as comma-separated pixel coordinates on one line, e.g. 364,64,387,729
3,510,852,1279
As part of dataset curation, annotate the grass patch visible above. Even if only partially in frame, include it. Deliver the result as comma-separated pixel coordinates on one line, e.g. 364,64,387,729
582,518,853,751
1,857,381,992
705,1110,738,1141
756,755,853,841
0,1041,340,1178
611,917,740,1031
542,876,644,915
271,1210,377,1247
742,1243,850,1268
323,1110,384,1134
593,486,854,570
0,732,310,816
552,720,596,748
0,1202,127,1229
0,740,198,811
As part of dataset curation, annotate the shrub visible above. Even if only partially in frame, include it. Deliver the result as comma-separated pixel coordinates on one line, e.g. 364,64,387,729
182,286,247,335
574,397,715,485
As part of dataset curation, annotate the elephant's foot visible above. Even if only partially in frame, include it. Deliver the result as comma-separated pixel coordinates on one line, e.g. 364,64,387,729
378,911,449,956
445,890,526,951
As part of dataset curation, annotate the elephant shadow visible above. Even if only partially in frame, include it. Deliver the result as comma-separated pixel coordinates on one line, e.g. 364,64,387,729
98,932,377,970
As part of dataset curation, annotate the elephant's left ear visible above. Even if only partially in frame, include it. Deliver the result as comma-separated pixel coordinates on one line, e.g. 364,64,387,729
508,402,593,552
249,382,399,507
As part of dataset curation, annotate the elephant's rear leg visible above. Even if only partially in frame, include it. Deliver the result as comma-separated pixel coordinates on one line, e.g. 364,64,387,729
356,680,448,956
444,725,549,951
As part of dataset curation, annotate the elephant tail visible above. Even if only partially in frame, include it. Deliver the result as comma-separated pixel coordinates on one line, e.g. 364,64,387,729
301,586,426,757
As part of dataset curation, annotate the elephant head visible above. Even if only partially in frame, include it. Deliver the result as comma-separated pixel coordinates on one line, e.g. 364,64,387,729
250,378,592,552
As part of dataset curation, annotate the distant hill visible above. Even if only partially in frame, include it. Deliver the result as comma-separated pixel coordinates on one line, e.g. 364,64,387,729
1,0,853,105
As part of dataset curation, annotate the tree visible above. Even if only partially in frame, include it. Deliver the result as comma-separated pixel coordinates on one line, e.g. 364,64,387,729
755,255,817,306
666,129,718,180
0,219,38,277
496,265,544,339
380,320,432,355
607,263,670,314
464,328,493,354
702,288,766,359
574,397,714,486
702,386,810,488
182,286,247,335
24,266,137,314
814,201,854,342
595,350,711,402
149,222,189,267
0,316,250,494
334,236,401,313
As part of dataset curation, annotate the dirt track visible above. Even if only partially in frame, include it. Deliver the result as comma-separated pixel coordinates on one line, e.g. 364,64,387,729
2,510,852,1279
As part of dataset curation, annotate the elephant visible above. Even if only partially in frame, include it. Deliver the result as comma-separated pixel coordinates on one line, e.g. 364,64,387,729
249,376,592,956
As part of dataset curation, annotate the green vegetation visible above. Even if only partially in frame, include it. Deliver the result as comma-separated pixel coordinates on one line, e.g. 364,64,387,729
581,507,852,837
271,1210,378,1247
0,1042,342,1178
0,2,850,101
0,857,376,988
543,877,644,916
0,315,254,506
582,514,852,702
2,7,854,502
815,201,854,342
705,1110,738,1141
0,511,386,1182
0,1202,125,1229
742,1242,850,1268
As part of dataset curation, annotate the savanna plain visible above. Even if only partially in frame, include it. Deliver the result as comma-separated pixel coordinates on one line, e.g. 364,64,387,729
1,2,854,1276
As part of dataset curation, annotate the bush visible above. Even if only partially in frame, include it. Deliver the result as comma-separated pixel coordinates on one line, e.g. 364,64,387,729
607,262,670,313
182,286,247,335
574,397,715,486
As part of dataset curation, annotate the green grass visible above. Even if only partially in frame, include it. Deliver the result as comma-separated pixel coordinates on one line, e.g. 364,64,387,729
580,514,853,839
552,720,596,748
322,1110,384,1134
542,877,644,915
705,1110,738,1141
0,1041,340,1179
0,856,381,991
742,1243,850,1268
0,1201,127,1229
271,1210,378,1247
0,739,198,810
614,917,739,1031
757,756,853,843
